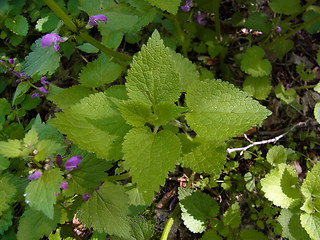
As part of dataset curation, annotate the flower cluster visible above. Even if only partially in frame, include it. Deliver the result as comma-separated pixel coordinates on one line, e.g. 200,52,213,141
31,76,50,99
181,0,192,12
1,58,31,83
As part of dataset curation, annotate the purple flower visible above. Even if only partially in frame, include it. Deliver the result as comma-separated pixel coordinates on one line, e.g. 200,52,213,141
8,58,15,64
55,154,63,165
28,170,42,181
181,0,192,12
275,26,282,34
194,12,207,26
40,76,50,86
41,33,62,52
55,192,59,196
60,181,68,190
39,87,49,95
83,193,90,201
64,156,82,171
89,15,107,26
31,93,42,99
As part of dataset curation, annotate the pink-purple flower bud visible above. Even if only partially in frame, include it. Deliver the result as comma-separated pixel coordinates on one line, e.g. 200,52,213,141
194,12,207,26
39,87,49,95
64,156,82,171
31,93,42,99
60,181,68,190
275,26,282,34
181,0,192,12
8,59,15,64
89,15,107,26
83,193,90,201
28,170,42,181
41,33,62,52
55,154,63,165
40,76,50,86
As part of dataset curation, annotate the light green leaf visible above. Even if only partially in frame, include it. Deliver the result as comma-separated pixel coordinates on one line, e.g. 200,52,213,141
144,0,180,14
300,212,320,240
152,103,186,126
315,82,320,94
277,208,310,240
269,0,300,15
179,189,219,233
266,145,287,166
119,101,152,127
185,79,271,140
0,175,16,216
0,154,10,171
243,76,272,100
261,163,300,208
34,139,64,161
223,203,241,229
77,181,131,238
22,127,38,149
315,102,320,124
0,209,13,235
25,168,63,219
122,127,181,203
35,13,60,33
22,38,60,76
244,172,255,191
76,43,99,53
126,30,180,105
50,92,131,160
240,46,272,77
301,161,320,209
239,229,269,240
0,139,22,158
12,81,30,106
5,15,29,36
275,84,297,104
17,207,61,240
48,84,93,110
181,138,226,176
79,54,123,87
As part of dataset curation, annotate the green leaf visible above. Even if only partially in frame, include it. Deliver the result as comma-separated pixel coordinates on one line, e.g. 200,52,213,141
126,30,180,105
314,82,320,94
240,46,272,77
63,146,111,196
0,139,22,158
275,84,297,104
152,103,186,126
22,38,60,76
17,207,61,240
301,161,320,205
35,12,60,33
0,175,16,216
244,172,255,191
317,48,320,66
181,138,226,176
179,189,219,233
25,168,63,219
50,92,131,160
48,84,93,110
0,154,10,171
303,7,320,34
76,43,99,53
122,127,181,203
277,208,310,240
12,81,30,106
185,79,271,140
77,181,131,238
5,15,29,36
300,212,320,240
244,12,271,33
0,209,13,235
144,0,180,14
119,101,152,127
239,229,269,240
266,145,287,166
223,203,241,229
79,54,123,87
261,163,300,208
0,98,11,116
269,0,300,15
272,39,294,61
315,102,320,124
34,139,64,161
243,76,272,100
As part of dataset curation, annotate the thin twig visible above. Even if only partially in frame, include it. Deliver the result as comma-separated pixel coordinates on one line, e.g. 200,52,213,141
227,122,308,155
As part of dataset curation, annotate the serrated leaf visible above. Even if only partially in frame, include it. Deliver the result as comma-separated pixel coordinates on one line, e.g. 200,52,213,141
315,82,320,94
77,181,131,238
34,139,64,161
269,0,300,15
76,43,99,53
152,103,186,126
277,208,310,240
126,30,180,105
122,127,181,203
239,229,269,240
79,54,123,87
301,161,320,209
275,84,297,104
12,81,30,106
244,12,271,33
0,176,16,216
17,207,61,240
144,0,180,14
181,138,226,176
119,101,152,127
0,139,22,158
25,168,63,219
223,203,241,229
179,190,219,233
22,38,60,76
63,146,111,196
261,163,300,208
314,102,320,124
0,154,10,171
201,229,222,240
240,46,272,77
5,15,29,36
23,127,38,148
50,92,131,160
266,145,287,166
185,79,271,140
35,13,60,33
126,186,147,216
243,76,272,100
300,212,320,240
0,209,13,235
48,84,93,110
272,39,294,61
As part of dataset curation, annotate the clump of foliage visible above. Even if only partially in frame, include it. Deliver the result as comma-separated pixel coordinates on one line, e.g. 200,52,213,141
1,0,320,239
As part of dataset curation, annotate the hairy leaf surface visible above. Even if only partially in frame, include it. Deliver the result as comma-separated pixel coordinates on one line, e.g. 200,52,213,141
0,176,16,216
300,212,320,240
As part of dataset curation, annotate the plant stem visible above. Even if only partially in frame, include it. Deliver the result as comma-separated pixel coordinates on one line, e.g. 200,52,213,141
282,0,317,25
160,204,181,240
213,0,222,40
43,0,132,65
106,172,130,181
292,84,317,90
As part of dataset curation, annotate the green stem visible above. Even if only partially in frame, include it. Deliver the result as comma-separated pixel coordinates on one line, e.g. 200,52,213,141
213,0,222,40
43,0,132,65
264,14,320,49
292,84,317,90
160,205,181,240
106,172,130,181
282,0,317,25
